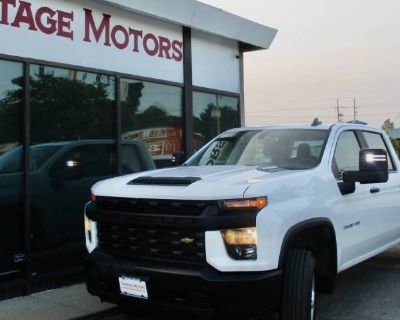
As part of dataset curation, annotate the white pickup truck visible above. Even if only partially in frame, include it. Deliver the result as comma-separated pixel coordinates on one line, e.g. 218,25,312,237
84,121,400,319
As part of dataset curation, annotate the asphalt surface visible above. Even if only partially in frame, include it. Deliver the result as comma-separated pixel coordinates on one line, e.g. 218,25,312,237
77,246,400,320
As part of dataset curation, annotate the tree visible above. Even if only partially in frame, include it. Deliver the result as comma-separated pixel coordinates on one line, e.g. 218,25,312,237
381,118,395,133
0,76,23,145
381,119,400,157
121,82,144,133
136,104,180,129
194,103,240,142
0,73,115,144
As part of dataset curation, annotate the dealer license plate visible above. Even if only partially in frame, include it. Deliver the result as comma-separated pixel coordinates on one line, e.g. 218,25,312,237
118,276,149,300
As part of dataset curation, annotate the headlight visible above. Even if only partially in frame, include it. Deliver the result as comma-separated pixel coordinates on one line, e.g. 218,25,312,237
84,215,94,242
221,227,257,260
220,197,267,210
84,213,98,253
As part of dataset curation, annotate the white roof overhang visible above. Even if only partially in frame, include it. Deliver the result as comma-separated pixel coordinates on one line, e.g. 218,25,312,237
97,0,278,51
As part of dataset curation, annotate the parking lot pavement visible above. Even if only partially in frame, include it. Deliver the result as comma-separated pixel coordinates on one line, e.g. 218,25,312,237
318,245,400,320
79,246,400,320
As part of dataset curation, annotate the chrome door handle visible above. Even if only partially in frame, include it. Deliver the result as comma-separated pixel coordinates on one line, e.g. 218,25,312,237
370,187,380,194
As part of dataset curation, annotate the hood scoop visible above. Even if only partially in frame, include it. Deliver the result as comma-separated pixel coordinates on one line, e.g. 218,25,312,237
128,176,201,186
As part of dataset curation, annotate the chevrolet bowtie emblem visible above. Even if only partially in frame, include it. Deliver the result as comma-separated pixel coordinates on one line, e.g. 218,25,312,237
180,238,195,244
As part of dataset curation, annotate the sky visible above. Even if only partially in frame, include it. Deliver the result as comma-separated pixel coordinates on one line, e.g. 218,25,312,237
199,0,400,128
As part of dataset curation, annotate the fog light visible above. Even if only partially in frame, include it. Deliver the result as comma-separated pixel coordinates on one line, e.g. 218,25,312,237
221,227,257,260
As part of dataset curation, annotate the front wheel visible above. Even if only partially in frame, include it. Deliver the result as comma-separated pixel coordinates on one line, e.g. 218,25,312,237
280,249,316,320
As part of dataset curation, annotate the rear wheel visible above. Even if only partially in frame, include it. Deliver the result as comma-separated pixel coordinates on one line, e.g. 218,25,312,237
280,249,316,320
317,273,335,294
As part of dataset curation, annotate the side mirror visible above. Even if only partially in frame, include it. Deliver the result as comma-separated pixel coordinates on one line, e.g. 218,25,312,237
65,160,83,180
343,149,389,184
171,151,185,166
50,159,83,182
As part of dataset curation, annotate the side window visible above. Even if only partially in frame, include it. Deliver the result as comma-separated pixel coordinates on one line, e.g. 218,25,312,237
363,132,394,171
332,131,360,179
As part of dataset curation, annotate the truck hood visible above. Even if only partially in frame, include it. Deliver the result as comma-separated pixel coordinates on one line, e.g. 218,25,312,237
92,165,295,200
92,166,266,200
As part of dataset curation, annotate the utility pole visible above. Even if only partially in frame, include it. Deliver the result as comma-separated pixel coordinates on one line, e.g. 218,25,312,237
353,98,357,121
336,98,357,122
336,99,343,122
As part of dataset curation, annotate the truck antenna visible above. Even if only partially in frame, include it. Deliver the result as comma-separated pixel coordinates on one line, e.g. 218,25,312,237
311,118,322,127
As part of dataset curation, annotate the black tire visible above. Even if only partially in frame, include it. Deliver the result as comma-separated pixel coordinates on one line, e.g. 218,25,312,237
280,250,316,320
317,273,335,294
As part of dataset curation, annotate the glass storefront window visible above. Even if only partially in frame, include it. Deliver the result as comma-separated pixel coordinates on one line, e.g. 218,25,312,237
121,79,183,168
0,60,24,278
193,92,240,150
29,65,116,275
30,66,115,143
0,59,240,284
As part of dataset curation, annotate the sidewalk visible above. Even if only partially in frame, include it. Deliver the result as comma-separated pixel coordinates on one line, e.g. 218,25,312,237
0,283,115,320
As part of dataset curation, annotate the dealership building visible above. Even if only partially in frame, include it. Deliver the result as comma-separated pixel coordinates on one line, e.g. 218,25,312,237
0,0,277,297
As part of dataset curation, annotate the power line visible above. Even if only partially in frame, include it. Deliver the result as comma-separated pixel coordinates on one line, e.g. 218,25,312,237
249,103,400,111
246,97,400,124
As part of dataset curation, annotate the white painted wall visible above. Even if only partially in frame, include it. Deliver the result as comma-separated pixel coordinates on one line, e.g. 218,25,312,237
191,30,240,93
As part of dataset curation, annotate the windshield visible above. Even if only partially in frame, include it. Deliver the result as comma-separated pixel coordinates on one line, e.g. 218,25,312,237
0,145,62,174
187,129,329,170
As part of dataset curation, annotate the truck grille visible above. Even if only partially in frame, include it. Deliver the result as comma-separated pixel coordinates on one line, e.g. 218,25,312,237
96,197,207,216
98,222,206,264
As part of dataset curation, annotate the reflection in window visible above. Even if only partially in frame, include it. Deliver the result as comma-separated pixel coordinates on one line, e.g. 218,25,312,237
0,59,24,277
30,65,115,143
188,129,328,170
29,65,117,276
363,131,394,170
193,92,239,150
333,131,361,179
120,79,182,168
0,145,63,174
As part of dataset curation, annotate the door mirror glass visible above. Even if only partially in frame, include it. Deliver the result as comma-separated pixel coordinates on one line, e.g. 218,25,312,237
50,158,82,181
343,149,389,184
63,160,83,181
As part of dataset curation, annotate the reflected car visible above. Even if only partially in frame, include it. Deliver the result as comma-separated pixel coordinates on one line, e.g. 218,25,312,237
0,140,155,275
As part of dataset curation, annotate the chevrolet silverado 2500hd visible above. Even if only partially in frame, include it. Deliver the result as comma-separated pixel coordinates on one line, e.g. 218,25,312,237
84,121,400,319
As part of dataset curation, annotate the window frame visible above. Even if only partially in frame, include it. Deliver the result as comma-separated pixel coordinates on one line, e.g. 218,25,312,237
332,129,398,181
359,130,397,172
331,130,363,181
192,90,241,151
119,78,184,168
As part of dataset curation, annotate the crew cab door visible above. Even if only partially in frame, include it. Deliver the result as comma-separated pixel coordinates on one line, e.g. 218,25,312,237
361,131,400,244
48,144,115,239
331,129,399,270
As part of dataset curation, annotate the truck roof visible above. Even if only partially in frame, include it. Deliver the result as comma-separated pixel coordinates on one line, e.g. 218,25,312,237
226,122,380,132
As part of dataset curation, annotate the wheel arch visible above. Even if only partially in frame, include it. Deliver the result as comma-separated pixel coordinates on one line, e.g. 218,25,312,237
278,218,338,276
